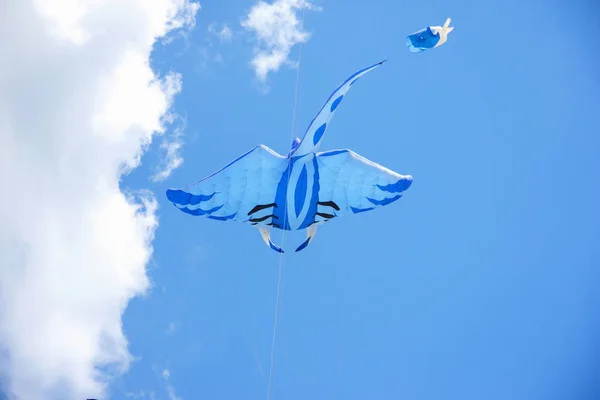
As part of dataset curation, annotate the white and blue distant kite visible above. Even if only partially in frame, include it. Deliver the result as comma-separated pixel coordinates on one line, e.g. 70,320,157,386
407,18,454,53
166,60,413,253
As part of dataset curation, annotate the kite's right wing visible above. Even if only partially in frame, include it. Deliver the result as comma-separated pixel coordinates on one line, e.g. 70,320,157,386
315,149,413,221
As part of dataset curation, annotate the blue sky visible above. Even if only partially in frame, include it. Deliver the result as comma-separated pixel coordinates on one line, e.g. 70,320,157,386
110,1,600,399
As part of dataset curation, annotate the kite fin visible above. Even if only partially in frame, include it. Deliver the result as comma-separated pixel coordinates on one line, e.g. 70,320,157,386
443,18,454,34
433,17,454,47
295,225,318,252
259,226,284,253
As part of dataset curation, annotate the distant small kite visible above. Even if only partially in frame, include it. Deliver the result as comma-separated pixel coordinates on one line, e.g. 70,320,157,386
407,18,454,53
166,60,413,253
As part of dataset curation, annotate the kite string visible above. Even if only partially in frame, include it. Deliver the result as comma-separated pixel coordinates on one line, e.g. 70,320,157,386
267,8,306,400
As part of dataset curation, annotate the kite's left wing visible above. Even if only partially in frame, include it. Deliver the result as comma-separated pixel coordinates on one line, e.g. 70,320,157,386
315,149,413,221
166,145,288,224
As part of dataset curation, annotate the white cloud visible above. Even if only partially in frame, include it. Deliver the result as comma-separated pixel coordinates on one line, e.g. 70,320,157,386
197,22,234,70
152,113,186,182
166,321,178,335
208,22,233,43
0,0,199,399
167,385,183,400
161,369,182,400
241,0,320,82
219,25,233,42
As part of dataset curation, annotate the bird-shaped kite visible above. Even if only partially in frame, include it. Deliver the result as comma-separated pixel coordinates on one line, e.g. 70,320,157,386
407,18,454,53
166,60,413,253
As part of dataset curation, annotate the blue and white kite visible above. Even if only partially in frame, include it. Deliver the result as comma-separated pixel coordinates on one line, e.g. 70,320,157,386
166,60,413,253
407,18,454,53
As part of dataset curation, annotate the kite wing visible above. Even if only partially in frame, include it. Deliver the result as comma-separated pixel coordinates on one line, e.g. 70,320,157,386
166,145,288,224
291,59,387,157
315,149,413,221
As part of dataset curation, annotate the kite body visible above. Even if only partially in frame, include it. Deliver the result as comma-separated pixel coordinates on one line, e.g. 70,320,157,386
166,60,413,253
407,18,454,53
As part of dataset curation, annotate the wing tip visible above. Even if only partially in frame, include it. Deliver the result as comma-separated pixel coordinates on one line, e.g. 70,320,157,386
165,188,183,204
295,237,311,252
269,240,284,253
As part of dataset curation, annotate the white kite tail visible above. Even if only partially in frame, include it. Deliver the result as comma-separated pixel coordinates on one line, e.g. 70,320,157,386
434,17,454,47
